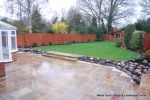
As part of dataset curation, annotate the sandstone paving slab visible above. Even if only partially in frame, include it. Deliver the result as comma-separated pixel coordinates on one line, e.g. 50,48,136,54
140,74,150,95
0,53,149,100
0,95,18,100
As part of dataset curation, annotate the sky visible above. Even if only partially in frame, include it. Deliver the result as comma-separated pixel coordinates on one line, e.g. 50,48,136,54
49,0,77,13
0,0,77,20
0,0,5,17
0,0,143,26
41,0,78,20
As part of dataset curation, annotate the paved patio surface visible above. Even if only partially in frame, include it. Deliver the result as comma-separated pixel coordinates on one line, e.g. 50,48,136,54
0,53,150,100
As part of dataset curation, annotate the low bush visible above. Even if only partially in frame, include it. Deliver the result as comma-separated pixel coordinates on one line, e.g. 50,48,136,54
144,50,150,57
32,43,37,47
116,38,121,47
129,31,144,51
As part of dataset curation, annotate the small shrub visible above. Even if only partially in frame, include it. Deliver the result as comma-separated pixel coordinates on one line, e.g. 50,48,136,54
32,43,37,47
42,43,46,46
116,38,121,47
129,31,144,50
72,41,76,43
63,42,71,45
144,50,150,57
49,43,52,45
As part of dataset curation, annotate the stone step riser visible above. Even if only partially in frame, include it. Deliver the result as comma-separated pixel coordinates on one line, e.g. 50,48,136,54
43,54,77,61
45,53,78,59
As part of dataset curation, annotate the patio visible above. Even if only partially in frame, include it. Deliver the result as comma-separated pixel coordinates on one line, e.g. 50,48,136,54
0,53,149,100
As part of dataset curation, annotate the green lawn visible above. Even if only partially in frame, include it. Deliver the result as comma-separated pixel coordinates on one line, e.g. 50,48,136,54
36,41,138,61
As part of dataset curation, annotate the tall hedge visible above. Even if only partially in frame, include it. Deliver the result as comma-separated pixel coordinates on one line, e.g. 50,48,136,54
124,24,135,49
129,31,144,51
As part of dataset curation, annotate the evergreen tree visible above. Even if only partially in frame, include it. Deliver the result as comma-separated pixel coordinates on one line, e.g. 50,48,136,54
124,24,135,49
32,9,45,33
135,18,150,33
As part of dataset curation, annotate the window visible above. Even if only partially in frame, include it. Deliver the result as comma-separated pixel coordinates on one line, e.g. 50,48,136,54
1,31,9,60
11,37,16,51
11,31,15,35
11,31,17,51
2,32,8,48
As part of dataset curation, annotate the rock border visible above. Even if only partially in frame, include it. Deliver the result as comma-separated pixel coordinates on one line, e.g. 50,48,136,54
78,56,150,84
18,48,46,54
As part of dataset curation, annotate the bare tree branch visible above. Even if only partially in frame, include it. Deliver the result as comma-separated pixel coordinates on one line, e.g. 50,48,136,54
102,0,134,32
79,0,104,27
6,0,48,33
140,0,150,15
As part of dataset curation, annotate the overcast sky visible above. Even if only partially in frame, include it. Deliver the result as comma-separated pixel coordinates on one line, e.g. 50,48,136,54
0,0,143,26
0,0,77,20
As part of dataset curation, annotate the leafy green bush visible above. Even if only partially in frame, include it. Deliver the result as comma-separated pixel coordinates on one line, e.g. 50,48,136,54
124,24,135,49
129,31,144,51
116,38,121,47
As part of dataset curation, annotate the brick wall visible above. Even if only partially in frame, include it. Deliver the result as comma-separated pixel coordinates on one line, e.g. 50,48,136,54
12,52,17,62
17,33,97,47
0,63,5,78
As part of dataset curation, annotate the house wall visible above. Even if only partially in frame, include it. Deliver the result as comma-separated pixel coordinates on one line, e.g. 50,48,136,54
17,33,97,47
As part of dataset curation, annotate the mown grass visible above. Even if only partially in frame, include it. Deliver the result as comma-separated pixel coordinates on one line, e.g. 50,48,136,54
36,41,138,61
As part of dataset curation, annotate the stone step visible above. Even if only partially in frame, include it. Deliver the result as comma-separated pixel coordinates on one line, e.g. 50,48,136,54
45,51,79,58
43,51,79,61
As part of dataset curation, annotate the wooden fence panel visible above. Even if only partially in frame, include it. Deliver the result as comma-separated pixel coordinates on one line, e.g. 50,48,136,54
17,33,98,47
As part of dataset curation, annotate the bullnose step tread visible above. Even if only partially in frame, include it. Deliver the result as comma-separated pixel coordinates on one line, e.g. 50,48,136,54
45,51,79,58
42,52,78,61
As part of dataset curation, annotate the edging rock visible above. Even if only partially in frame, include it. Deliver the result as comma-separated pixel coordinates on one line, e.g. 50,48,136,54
18,48,46,54
78,56,150,85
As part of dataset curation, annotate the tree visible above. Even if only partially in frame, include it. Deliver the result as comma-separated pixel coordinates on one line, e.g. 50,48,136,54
32,9,46,33
102,0,134,32
66,7,83,33
0,17,10,23
135,18,150,33
79,0,134,33
79,0,104,28
91,17,97,28
51,16,58,24
76,19,88,34
87,17,98,33
140,0,150,15
6,0,48,33
12,20,28,33
124,24,135,49
61,17,66,23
